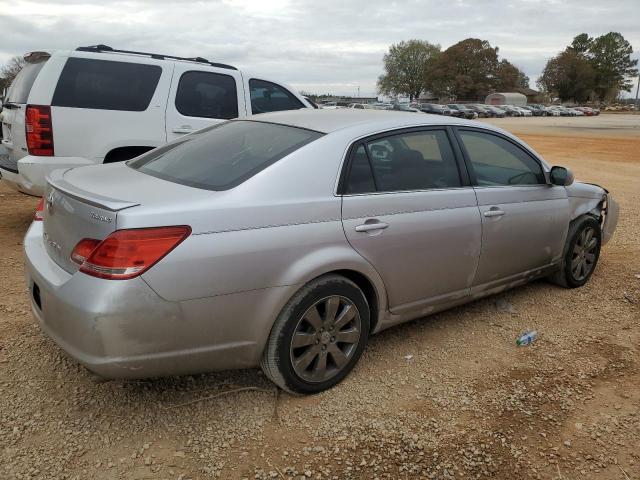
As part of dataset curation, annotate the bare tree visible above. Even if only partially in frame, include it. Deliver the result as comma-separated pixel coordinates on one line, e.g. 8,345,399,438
1,56,25,92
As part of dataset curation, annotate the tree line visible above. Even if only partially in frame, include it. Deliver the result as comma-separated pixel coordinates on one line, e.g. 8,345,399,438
537,33,638,102
377,38,529,102
379,33,637,103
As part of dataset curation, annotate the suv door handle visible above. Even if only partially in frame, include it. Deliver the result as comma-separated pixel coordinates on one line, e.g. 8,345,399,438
483,208,505,218
172,126,194,134
355,221,389,232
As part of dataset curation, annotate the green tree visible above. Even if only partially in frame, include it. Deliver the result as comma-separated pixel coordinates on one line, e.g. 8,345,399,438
0,56,25,92
589,32,638,100
377,40,441,100
569,33,593,56
537,49,595,102
431,38,499,100
495,60,529,91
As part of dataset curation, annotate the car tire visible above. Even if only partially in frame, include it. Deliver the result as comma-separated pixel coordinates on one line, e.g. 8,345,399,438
550,215,602,288
261,274,370,394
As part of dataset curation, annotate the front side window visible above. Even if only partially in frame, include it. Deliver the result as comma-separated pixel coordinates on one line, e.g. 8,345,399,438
128,121,322,191
458,130,545,186
175,71,238,119
249,79,305,114
52,58,161,111
343,129,461,194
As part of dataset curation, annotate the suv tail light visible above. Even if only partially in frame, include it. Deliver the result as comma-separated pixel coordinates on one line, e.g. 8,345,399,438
34,197,45,221
70,226,191,280
25,105,54,156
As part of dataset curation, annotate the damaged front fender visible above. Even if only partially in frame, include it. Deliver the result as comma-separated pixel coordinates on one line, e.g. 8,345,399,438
566,182,619,245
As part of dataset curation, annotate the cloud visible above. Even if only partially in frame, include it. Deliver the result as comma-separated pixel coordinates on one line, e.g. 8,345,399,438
1,0,639,96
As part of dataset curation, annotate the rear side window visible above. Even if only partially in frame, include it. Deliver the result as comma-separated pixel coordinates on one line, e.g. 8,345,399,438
175,71,238,119
344,129,461,194
458,130,545,186
52,58,161,111
6,61,47,104
128,121,322,191
249,79,305,114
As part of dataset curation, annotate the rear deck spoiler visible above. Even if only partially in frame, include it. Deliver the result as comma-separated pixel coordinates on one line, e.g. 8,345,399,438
46,169,140,212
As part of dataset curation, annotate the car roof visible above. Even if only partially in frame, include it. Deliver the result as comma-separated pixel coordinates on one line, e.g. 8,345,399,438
246,109,497,135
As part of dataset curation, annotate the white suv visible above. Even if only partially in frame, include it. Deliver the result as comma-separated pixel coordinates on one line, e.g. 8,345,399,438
0,45,313,196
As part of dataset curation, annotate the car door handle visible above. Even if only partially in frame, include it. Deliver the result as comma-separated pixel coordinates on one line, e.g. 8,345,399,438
483,208,505,218
172,126,194,134
355,222,389,232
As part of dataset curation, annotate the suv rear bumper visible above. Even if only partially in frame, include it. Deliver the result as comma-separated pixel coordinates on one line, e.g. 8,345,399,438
0,155,95,196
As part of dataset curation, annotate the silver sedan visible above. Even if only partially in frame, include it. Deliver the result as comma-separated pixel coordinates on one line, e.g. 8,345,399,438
24,110,619,393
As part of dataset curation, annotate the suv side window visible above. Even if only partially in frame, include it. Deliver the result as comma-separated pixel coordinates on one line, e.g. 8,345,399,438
249,79,305,114
344,129,461,194
458,130,545,186
52,58,162,111
175,71,238,119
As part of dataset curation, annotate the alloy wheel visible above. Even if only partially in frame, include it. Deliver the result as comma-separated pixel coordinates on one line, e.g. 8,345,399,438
571,226,598,281
290,296,362,383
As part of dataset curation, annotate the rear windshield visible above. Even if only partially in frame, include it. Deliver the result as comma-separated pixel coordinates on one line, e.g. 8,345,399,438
128,121,323,190
52,58,162,111
6,60,47,104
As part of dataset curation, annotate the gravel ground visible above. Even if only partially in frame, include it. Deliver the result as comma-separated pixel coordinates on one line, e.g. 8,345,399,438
1,115,638,480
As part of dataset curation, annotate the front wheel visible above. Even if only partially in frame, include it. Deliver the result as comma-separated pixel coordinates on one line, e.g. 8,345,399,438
261,275,370,394
550,216,602,288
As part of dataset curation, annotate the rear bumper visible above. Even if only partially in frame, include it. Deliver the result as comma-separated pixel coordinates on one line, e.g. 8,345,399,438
1,155,95,196
24,221,296,379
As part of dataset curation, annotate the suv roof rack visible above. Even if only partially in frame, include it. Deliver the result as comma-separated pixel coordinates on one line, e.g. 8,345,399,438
75,44,237,71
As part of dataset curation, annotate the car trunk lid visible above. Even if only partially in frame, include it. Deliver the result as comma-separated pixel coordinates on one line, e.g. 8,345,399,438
42,168,139,273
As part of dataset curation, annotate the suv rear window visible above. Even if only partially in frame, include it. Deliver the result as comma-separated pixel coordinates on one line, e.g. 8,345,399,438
52,58,161,111
128,121,322,190
6,61,47,104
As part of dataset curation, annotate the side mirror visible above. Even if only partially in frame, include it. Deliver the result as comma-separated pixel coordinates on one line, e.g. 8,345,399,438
550,166,574,186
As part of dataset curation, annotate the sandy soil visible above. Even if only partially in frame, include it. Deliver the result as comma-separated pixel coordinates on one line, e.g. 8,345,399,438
1,115,638,480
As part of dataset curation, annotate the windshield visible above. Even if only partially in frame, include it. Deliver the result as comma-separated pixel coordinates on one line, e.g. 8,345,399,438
128,121,323,191
6,60,47,104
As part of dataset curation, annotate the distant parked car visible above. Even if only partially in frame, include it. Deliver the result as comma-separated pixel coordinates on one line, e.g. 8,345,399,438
0,45,313,196
466,104,491,118
481,105,507,118
392,104,422,112
25,109,619,393
521,105,544,116
567,107,585,116
447,104,478,119
497,105,522,117
512,106,532,117
418,103,452,115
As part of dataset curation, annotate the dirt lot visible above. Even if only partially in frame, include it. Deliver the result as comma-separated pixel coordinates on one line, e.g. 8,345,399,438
1,115,638,480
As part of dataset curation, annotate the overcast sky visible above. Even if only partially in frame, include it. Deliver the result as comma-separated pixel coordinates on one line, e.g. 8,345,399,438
1,0,639,97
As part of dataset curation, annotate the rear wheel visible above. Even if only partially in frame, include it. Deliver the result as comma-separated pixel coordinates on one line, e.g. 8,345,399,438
550,216,602,288
261,275,370,394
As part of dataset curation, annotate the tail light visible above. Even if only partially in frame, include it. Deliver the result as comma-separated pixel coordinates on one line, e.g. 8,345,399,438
34,197,45,221
25,105,54,156
70,226,191,280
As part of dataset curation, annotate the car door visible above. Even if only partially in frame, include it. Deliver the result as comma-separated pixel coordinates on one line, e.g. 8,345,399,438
165,64,244,141
341,127,482,312
454,128,569,289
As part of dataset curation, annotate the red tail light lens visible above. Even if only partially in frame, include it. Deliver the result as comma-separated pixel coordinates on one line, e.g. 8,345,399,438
70,238,101,265
25,105,54,156
73,226,191,280
34,197,45,221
